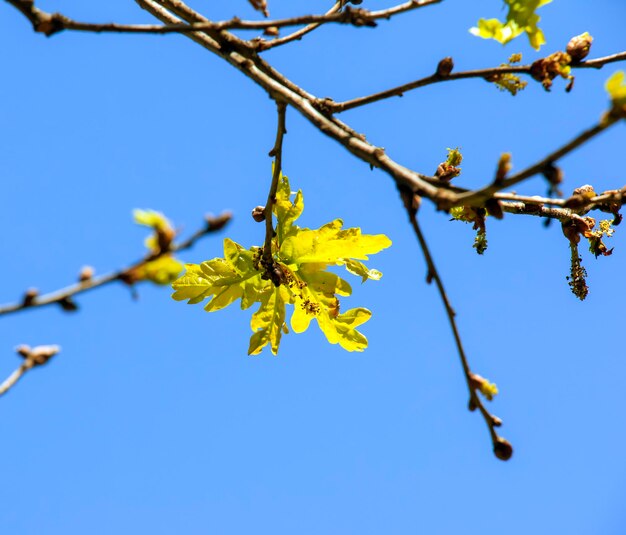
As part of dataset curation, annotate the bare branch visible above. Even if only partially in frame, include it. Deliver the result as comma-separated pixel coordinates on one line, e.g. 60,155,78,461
262,102,288,280
398,187,511,460
331,52,626,113
456,117,619,206
0,213,231,317
3,2,433,37
256,0,441,51
0,345,60,398
256,0,343,51
137,0,451,205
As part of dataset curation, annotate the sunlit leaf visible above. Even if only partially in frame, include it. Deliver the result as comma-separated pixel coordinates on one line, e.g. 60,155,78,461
134,255,183,285
470,0,553,50
172,171,391,355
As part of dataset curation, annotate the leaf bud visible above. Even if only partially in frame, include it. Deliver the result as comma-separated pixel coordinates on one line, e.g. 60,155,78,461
252,206,266,222
485,198,504,220
495,153,512,184
491,415,503,427
79,265,95,282
58,296,79,312
436,57,454,77
15,345,31,358
28,345,61,366
566,32,593,62
205,211,232,231
493,437,513,461
263,26,279,37
22,288,39,306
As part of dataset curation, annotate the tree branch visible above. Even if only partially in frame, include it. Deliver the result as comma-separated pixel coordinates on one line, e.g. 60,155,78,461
262,102,287,279
399,188,512,460
0,212,231,317
0,345,60,398
255,0,344,51
137,0,452,206
456,116,619,206
331,52,626,113
4,0,439,38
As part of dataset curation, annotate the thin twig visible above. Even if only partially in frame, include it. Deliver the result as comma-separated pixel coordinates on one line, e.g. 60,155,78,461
0,213,231,317
257,0,440,51
0,361,36,397
256,0,343,51
399,188,510,460
4,0,438,38
137,0,449,204
262,102,288,274
456,117,619,206
331,52,626,113
0,345,60,398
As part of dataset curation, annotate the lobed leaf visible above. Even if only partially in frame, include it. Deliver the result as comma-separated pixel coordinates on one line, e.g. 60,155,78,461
172,171,391,355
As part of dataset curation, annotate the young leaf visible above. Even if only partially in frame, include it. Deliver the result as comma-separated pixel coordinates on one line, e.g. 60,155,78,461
172,171,391,355
133,255,183,285
470,0,553,50
606,71,626,117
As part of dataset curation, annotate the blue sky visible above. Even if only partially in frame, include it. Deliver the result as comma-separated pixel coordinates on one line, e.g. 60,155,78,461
1,1,625,533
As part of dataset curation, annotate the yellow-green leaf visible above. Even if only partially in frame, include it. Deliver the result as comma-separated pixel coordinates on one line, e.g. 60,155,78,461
172,238,271,311
172,169,391,355
344,259,383,282
136,255,183,285
133,209,172,231
470,0,552,50
281,219,391,265
248,286,289,356
273,170,304,244
606,71,626,111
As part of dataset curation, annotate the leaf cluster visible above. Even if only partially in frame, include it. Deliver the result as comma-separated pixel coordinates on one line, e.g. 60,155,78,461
172,173,391,355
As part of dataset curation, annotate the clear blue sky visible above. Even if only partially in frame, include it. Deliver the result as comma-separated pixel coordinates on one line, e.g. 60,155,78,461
1,1,625,533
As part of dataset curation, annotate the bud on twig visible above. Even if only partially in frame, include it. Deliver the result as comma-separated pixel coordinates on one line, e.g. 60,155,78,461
252,206,266,222
79,265,95,282
15,344,60,366
566,32,593,62
493,437,513,461
58,296,79,312
436,57,454,77
22,288,39,307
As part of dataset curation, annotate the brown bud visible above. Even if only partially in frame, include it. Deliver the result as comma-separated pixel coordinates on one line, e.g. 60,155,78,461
573,184,596,198
495,153,512,184
23,288,39,307
28,345,61,366
252,206,266,222
263,26,279,37
58,296,79,312
566,32,593,62
469,373,485,390
485,198,504,220
435,163,460,182
205,211,232,231
79,265,95,282
561,220,581,245
493,437,514,461
156,226,175,254
542,163,563,197
436,57,454,77
16,345,31,358
491,416,503,427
